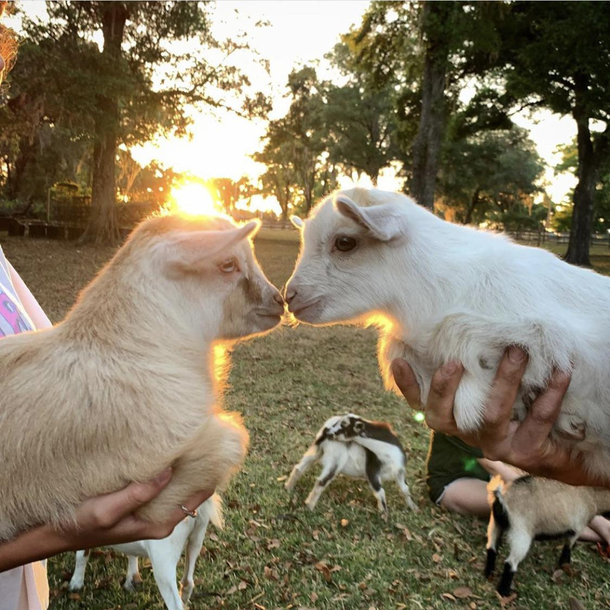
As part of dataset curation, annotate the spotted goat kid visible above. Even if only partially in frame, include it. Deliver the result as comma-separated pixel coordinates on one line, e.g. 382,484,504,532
285,414,417,516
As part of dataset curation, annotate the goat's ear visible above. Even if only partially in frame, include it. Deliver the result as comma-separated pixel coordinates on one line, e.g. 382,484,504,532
290,215,304,230
167,220,260,269
353,420,365,434
335,195,402,241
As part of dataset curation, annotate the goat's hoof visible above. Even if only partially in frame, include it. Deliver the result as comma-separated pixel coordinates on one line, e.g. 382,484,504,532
68,580,84,592
123,579,142,592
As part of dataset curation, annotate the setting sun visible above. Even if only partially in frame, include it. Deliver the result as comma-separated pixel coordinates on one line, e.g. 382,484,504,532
169,182,222,217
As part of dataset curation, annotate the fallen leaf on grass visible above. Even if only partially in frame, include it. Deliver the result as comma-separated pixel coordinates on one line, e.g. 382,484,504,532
441,592,456,601
496,591,517,607
264,566,279,581
551,568,564,584
340,518,349,527
310,592,319,603
238,580,248,591
432,553,442,563
68,593,81,601
266,538,281,550
276,475,287,482
315,562,332,582
453,586,473,599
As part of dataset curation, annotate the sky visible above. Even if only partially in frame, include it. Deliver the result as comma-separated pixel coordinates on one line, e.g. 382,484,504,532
10,1,578,213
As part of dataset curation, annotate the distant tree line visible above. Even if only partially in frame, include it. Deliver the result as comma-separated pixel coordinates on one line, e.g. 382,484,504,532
255,1,610,266
0,1,608,265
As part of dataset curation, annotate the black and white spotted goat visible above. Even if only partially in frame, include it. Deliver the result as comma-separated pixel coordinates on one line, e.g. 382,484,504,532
485,475,610,597
285,414,417,516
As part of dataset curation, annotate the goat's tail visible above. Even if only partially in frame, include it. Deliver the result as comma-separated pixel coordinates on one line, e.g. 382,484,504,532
487,475,510,529
207,493,224,529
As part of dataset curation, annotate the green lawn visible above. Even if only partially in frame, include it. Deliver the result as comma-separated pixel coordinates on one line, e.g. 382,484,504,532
2,233,610,609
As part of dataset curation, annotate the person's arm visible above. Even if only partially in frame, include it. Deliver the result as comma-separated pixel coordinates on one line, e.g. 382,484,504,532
8,261,52,329
0,468,213,572
392,348,607,488
477,458,523,483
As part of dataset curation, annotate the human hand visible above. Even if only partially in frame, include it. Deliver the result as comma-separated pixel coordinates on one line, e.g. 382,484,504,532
61,468,214,550
392,348,606,487
0,469,214,572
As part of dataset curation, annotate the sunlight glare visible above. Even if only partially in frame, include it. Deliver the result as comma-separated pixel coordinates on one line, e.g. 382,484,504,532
170,182,222,217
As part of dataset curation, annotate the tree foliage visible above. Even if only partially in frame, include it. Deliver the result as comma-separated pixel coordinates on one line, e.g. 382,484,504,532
3,1,269,243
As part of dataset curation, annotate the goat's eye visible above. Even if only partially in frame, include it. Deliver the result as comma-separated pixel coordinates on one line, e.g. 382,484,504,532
218,258,237,273
335,236,357,252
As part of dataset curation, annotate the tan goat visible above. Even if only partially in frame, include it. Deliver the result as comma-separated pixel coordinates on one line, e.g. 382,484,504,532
0,213,284,541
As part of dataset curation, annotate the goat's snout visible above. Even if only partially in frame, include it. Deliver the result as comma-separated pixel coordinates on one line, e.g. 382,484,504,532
284,285,297,306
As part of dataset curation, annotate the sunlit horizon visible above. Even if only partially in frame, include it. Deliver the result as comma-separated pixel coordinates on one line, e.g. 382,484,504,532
10,1,581,217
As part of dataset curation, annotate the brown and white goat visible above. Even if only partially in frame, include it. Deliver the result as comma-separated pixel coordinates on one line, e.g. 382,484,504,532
0,213,284,541
286,414,417,515
485,475,610,597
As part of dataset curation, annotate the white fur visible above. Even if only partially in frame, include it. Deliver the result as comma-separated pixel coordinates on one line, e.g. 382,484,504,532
285,414,417,514
69,496,222,610
287,188,610,482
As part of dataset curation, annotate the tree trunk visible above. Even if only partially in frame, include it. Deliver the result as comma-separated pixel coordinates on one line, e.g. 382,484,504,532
410,1,451,210
564,80,597,267
464,188,481,225
80,2,127,245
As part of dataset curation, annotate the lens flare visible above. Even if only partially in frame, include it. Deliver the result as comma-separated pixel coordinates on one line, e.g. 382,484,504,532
170,182,222,216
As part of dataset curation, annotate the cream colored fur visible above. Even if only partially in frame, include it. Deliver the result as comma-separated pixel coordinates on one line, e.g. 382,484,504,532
0,213,284,541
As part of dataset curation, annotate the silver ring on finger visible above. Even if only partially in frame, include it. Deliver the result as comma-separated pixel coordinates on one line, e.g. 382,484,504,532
180,505,197,518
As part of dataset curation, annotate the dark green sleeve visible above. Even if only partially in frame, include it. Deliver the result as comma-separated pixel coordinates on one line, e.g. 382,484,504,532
425,431,490,503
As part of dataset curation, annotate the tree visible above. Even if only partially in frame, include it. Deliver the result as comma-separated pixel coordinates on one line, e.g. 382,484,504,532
553,141,610,235
437,127,544,225
343,1,509,209
500,2,610,266
254,68,336,216
18,2,269,244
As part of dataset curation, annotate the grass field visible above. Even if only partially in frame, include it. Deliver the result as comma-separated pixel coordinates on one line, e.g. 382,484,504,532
2,232,610,610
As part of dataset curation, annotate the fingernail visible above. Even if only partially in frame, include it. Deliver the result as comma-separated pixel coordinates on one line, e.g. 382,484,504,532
441,361,458,376
508,346,526,364
152,467,173,485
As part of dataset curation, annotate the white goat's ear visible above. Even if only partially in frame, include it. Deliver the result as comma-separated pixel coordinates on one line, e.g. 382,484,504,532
335,195,402,241
168,220,260,269
290,215,304,229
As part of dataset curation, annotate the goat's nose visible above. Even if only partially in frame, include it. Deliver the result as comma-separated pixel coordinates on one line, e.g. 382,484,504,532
285,286,297,305
273,291,285,306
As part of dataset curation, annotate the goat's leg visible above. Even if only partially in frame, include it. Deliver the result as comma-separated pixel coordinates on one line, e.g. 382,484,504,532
365,449,388,518
123,556,142,592
367,476,388,519
497,530,532,598
484,514,504,579
285,446,319,492
305,465,338,511
180,516,210,605
149,542,186,610
558,531,579,567
68,549,91,591
395,469,418,512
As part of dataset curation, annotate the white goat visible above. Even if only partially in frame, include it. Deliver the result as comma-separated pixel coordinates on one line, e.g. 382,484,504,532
0,213,284,541
285,414,417,515
287,187,610,482
485,475,610,597
69,496,222,610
